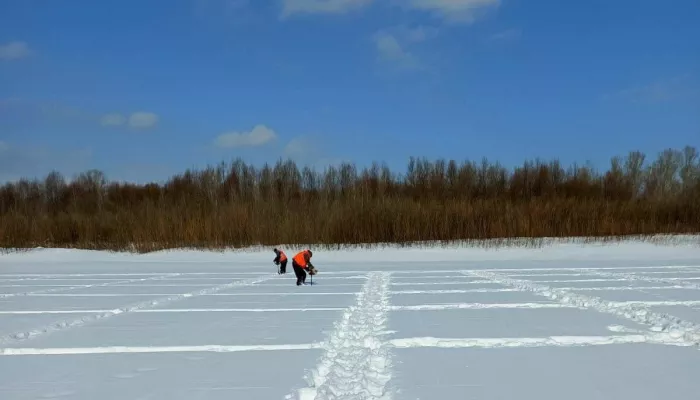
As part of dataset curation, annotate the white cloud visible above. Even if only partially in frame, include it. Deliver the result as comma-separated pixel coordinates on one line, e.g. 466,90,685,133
284,136,312,157
402,26,434,42
128,112,159,128
215,124,277,148
278,0,500,22
100,113,127,126
0,41,32,60
404,0,501,24
395,25,438,43
281,0,374,16
373,26,435,70
374,32,419,69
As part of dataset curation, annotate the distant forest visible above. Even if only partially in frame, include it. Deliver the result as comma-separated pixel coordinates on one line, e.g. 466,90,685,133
1,146,699,252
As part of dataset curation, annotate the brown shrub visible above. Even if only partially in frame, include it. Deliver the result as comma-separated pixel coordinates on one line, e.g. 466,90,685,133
1,146,699,252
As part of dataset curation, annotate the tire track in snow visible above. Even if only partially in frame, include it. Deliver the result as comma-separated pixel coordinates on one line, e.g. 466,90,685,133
0,274,274,345
465,270,700,348
290,272,393,400
0,274,180,298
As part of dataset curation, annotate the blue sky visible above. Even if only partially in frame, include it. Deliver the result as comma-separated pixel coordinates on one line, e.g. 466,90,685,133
1,0,699,183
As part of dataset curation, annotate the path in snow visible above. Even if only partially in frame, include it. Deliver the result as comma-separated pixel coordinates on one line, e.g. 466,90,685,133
290,272,394,400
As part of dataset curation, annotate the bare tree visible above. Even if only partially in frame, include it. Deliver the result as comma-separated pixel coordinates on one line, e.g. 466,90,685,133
644,149,683,199
680,146,699,193
623,151,646,197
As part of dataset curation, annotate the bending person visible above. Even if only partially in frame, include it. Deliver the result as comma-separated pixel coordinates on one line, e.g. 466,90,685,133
292,249,314,286
273,248,288,274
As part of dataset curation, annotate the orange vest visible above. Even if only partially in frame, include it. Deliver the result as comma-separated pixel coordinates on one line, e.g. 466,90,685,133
293,250,310,267
279,251,287,262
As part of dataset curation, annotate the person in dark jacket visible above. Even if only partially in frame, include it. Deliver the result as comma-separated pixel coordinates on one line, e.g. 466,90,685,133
273,248,288,274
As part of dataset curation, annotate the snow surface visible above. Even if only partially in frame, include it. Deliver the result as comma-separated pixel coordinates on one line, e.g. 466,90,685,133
1,238,700,399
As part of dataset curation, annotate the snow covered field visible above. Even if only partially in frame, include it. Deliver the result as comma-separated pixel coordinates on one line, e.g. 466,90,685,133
2,238,700,399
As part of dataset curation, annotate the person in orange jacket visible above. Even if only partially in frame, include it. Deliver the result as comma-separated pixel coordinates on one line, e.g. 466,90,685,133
273,248,288,274
292,249,315,286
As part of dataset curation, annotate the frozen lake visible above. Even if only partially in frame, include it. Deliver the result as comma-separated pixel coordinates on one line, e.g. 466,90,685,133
1,239,700,399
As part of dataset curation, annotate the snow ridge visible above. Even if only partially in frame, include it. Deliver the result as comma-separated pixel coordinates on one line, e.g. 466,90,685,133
1,343,325,356
466,270,700,348
581,269,700,290
391,281,491,286
389,302,575,311
292,272,393,400
0,274,273,345
388,334,692,349
563,285,690,291
2,333,693,357
0,273,179,298
391,288,519,294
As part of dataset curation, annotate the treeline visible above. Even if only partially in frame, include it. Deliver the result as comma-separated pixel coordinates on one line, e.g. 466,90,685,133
1,146,699,252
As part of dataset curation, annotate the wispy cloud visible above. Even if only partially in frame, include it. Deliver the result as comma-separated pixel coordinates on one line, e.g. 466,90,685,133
282,134,348,170
402,0,501,24
0,41,32,60
607,75,696,104
281,0,374,16
284,135,325,159
1,99,98,125
214,124,278,148
0,141,93,184
283,136,309,158
279,0,500,22
373,25,436,71
100,113,127,127
374,32,420,69
488,28,521,42
100,112,160,129
2,99,160,130
129,112,159,128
